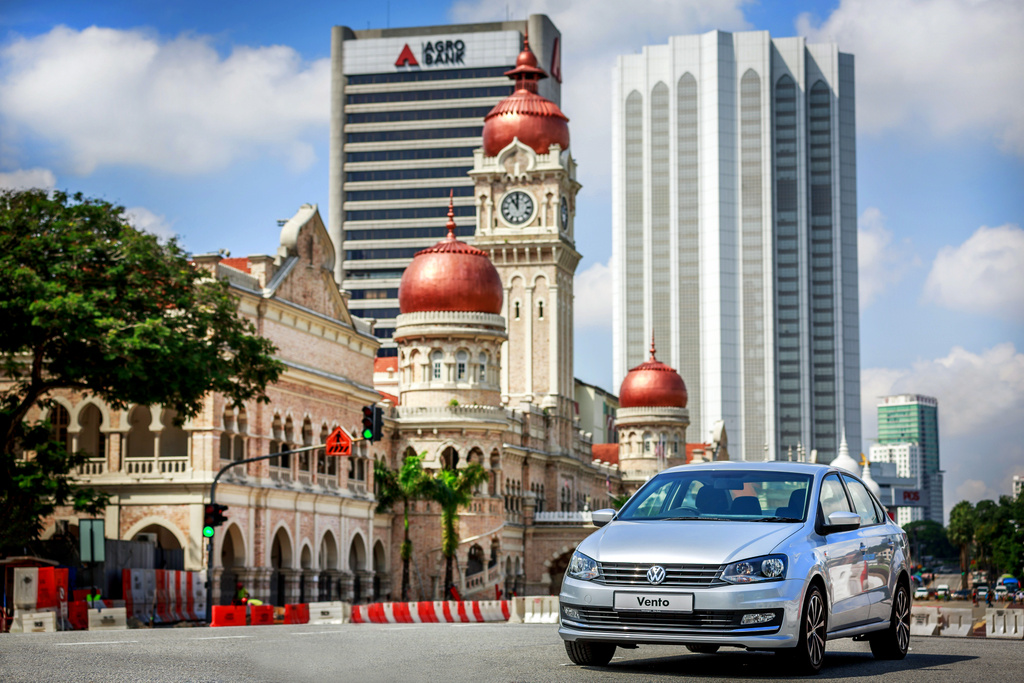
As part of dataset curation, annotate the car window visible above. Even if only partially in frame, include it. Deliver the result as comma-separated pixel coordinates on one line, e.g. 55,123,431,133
818,473,851,519
842,475,883,526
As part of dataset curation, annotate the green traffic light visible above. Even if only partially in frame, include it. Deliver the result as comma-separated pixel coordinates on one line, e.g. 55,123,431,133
362,428,373,439
203,526,214,538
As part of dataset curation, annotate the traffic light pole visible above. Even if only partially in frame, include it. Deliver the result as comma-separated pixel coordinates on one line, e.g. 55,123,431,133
203,443,321,624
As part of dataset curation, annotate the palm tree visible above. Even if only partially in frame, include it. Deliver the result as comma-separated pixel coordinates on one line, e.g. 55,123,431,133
947,500,976,591
374,452,429,601
423,462,490,600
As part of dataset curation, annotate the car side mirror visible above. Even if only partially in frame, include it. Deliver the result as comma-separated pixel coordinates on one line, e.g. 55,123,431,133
824,510,861,534
591,509,615,528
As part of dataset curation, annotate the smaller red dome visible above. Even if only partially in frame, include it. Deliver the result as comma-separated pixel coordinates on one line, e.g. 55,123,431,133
619,336,688,409
482,35,569,157
398,193,503,315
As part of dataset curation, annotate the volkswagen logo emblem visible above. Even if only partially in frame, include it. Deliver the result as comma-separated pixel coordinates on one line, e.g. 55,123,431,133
646,565,666,585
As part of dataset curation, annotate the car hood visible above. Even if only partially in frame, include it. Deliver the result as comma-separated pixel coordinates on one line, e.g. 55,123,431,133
577,519,805,565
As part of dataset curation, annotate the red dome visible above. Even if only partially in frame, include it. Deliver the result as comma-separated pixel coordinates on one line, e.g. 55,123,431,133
398,194,503,315
482,36,569,157
619,337,688,409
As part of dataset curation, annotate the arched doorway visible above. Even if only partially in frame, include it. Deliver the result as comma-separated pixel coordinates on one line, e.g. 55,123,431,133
372,540,387,601
318,532,339,601
219,524,245,605
270,528,292,606
349,535,366,604
548,550,572,596
299,545,312,603
78,404,105,459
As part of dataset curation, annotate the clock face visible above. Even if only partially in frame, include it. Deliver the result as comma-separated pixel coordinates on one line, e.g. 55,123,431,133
560,196,569,229
500,191,534,226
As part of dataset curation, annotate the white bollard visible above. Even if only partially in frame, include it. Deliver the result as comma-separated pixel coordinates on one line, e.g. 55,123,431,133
910,606,941,636
986,609,1024,639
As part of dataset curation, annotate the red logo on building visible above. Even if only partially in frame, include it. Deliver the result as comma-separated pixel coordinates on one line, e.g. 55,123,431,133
395,44,419,67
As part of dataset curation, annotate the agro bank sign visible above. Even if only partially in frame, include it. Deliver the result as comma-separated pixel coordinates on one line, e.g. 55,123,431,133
343,31,522,74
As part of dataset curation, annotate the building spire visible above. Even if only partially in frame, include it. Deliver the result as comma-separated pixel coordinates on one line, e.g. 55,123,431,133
445,189,456,239
649,329,657,361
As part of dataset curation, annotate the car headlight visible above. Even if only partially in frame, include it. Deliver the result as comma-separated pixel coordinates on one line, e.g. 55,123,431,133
567,550,599,581
721,554,787,584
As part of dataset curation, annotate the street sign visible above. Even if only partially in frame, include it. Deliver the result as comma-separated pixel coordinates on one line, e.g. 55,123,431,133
326,426,352,457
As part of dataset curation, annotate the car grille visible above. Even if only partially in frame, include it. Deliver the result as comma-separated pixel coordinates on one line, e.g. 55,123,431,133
595,562,726,588
564,606,782,634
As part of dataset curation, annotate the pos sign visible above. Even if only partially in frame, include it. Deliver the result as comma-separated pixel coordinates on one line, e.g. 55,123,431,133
894,488,925,507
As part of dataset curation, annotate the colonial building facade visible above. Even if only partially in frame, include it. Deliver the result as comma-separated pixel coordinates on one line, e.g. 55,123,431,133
36,38,710,605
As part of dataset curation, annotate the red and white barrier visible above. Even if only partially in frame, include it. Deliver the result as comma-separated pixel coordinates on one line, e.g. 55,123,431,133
122,569,205,623
350,600,511,624
12,567,70,612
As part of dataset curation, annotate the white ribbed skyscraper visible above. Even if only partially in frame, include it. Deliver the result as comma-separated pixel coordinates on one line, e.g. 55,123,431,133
611,30,861,463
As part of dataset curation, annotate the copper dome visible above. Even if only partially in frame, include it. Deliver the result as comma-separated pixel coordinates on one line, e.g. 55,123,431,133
619,336,688,409
398,193,503,315
482,35,569,157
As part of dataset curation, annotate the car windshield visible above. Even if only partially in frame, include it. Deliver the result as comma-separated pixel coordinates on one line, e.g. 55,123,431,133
617,469,813,522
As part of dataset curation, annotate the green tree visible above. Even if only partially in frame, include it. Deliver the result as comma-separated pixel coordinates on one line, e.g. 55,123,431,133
904,519,957,564
947,501,976,590
374,452,429,601
0,189,283,553
423,463,490,600
973,499,1002,585
991,494,1024,577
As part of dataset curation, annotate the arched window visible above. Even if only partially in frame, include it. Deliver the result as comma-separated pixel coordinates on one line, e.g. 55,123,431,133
78,404,105,458
431,350,443,380
456,350,468,381
49,404,71,454
514,301,521,320
233,406,247,461
478,352,488,383
643,432,653,454
537,300,544,319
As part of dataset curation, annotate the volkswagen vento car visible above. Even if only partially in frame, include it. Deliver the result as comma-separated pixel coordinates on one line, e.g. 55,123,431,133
558,462,911,674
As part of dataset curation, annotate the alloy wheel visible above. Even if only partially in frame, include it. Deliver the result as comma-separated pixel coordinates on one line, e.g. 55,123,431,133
805,591,826,667
895,588,910,652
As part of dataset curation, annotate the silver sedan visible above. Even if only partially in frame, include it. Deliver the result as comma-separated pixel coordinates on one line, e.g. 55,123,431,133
558,462,911,674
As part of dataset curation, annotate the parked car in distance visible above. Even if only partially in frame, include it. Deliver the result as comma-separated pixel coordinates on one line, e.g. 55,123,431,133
935,584,950,598
953,589,971,600
994,586,1008,600
914,586,930,600
559,462,912,675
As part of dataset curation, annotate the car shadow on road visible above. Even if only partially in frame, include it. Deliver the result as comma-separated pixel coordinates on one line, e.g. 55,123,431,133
597,650,977,679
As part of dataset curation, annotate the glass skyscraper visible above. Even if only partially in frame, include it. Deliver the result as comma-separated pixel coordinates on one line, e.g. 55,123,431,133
612,30,860,462
876,394,943,524
329,16,562,354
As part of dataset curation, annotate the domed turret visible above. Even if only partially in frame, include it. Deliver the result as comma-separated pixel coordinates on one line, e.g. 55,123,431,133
830,430,861,477
618,335,688,409
481,35,569,157
398,192,503,315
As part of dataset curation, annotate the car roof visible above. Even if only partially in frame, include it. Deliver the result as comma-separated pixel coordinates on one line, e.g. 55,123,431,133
660,460,839,476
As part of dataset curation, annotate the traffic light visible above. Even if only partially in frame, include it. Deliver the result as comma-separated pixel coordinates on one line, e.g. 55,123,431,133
371,405,384,443
361,406,374,441
202,503,228,538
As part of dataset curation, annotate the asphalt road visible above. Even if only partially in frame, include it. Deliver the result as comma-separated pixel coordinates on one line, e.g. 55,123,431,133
0,622,1016,683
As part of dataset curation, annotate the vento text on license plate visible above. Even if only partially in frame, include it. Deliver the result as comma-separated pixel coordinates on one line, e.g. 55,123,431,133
613,592,694,612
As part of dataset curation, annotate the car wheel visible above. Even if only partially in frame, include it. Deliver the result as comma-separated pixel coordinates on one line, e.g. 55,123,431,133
564,640,616,667
781,585,827,675
686,644,720,654
870,583,910,660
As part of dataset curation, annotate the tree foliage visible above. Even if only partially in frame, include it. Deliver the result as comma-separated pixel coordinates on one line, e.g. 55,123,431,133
904,519,956,562
947,501,976,589
374,453,429,601
423,463,490,599
0,189,284,552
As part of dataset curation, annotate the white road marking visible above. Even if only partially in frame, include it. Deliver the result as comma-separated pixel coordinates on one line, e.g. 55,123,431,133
193,635,254,640
58,641,139,646
292,631,347,635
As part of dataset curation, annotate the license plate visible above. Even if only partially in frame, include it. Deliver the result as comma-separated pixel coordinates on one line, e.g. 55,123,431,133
614,592,694,612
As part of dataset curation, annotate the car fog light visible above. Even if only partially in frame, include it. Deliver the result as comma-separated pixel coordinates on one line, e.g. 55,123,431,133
741,612,776,625
562,606,581,621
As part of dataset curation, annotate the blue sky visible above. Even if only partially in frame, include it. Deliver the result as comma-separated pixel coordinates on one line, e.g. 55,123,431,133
2,0,1022,520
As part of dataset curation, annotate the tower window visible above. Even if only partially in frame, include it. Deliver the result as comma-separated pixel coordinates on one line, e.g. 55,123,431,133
431,350,443,380
514,301,520,319
456,350,468,381
538,301,544,319
478,352,488,383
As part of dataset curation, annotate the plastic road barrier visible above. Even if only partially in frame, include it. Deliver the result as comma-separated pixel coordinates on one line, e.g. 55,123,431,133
10,611,57,633
250,604,275,626
350,600,511,624
940,608,975,637
910,606,942,636
523,596,559,624
986,609,1024,639
88,607,128,631
211,605,246,627
284,604,310,625
307,602,347,625
12,567,70,612
68,601,89,631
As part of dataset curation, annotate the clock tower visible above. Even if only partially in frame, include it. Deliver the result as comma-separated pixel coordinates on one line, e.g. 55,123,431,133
470,36,582,454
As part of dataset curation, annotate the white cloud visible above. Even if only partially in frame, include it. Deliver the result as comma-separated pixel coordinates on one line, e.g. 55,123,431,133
0,26,330,175
574,259,613,328
923,224,1024,321
862,343,1024,518
798,0,1024,156
0,167,56,190
858,207,916,307
124,206,175,243
449,1,749,195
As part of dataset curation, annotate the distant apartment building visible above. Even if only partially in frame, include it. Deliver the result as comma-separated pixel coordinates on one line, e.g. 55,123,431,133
612,30,861,462
872,394,943,524
329,15,562,354
869,442,923,526
1014,475,1022,500
575,379,620,444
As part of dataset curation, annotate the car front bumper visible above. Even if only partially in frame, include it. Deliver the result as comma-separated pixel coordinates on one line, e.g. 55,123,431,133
558,576,808,649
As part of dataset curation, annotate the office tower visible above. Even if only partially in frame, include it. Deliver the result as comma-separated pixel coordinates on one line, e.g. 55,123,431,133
875,394,943,524
611,30,860,462
329,15,562,354
869,442,923,526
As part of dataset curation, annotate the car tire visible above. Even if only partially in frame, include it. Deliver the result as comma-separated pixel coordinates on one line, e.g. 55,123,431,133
869,583,910,660
564,640,616,667
781,584,827,675
686,644,720,654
